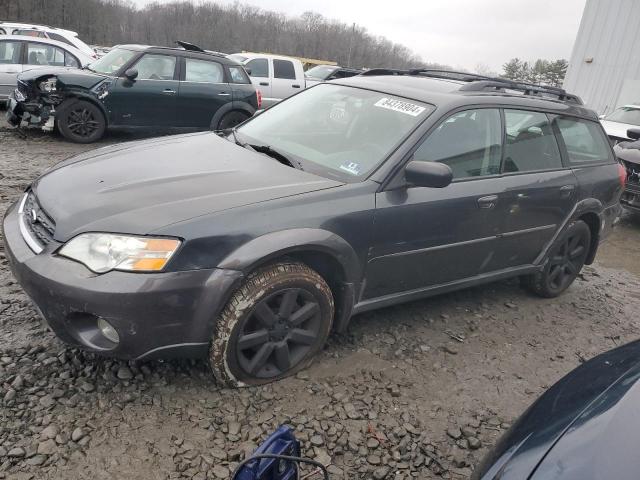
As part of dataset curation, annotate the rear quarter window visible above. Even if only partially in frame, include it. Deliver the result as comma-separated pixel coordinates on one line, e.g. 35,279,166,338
554,117,614,166
228,65,250,84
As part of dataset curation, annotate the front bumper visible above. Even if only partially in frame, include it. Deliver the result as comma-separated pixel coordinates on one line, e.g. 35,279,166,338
5,90,56,131
2,201,243,360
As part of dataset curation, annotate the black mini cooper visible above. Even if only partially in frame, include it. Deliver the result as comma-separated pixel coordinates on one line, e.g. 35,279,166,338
3,70,624,386
6,41,259,143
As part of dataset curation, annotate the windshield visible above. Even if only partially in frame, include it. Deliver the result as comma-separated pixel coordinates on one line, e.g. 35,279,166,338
88,47,137,74
605,106,640,125
237,84,434,181
305,65,338,80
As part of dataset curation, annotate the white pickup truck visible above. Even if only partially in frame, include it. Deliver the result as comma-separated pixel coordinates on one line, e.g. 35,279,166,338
228,53,305,108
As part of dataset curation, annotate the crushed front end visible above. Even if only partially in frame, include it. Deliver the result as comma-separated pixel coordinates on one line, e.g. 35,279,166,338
6,77,63,132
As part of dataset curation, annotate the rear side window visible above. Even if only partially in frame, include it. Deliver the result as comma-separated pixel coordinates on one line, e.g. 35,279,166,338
184,58,223,83
0,41,21,64
26,43,66,66
47,32,76,48
246,58,268,77
555,117,614,165
503,110,563,172
133,54,176,80
228,66,250,84
414,108,502,179
273,59,296,80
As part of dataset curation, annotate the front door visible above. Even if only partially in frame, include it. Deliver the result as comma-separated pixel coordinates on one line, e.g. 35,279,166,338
177,57,230,128
271,58,301,102
364,108,506,300
0,40,22,99
106,53,178,126
245,57,272,106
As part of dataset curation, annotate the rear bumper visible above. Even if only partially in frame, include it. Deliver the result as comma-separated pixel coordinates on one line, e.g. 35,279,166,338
2,201,243,360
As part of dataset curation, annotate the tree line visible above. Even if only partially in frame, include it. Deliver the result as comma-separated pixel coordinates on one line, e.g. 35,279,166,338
501,58,569,87
0,0,441,69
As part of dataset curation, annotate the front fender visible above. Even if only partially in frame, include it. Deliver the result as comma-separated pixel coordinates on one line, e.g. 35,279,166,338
217,228,361,284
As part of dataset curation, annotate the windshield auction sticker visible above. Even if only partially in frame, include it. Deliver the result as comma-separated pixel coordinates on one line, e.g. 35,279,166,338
374,98,426,116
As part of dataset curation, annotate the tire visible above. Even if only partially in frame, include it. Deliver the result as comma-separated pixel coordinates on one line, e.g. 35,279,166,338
522,220,591,298
214,110,249,131
57,99,106,143
210,261,334,387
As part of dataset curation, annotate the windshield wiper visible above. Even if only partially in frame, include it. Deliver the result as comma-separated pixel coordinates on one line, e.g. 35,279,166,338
250,144,304,170
221,127,256,151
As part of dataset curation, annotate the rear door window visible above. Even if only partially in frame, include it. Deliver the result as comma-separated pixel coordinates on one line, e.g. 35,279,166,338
184,58,223,83
133,54,177,80
273,59,296,80
245,58,268,77
554,117,614,165
413,108,502,179
0,41,21,64
26,43,66,66
503,110,563,172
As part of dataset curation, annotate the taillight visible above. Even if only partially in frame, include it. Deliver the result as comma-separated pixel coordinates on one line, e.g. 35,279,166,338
256,89,262,109
618,162,627,187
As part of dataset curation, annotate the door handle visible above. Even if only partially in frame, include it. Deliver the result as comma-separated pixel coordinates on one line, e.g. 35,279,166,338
217,92,231,96
559,184,575,198
292,84,301,88
162,89,176,95
477,195,498,209
259,82,269,86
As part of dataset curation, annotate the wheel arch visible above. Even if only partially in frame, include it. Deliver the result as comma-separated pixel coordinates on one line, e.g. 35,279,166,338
577,210,601,265
57,93,109,126
209,101,255,130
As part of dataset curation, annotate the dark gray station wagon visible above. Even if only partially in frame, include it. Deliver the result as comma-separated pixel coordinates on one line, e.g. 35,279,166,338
3,70,625,386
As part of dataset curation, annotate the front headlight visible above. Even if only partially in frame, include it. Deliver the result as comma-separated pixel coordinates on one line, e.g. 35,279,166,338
38,78,57,93
59,233,181,273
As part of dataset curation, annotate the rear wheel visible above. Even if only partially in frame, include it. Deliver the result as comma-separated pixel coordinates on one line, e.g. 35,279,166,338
215,110,249,131
210,262,334,387
57,100,106,143
522,220,591,298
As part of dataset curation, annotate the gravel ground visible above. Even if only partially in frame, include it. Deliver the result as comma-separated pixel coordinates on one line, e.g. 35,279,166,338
1,117,639,480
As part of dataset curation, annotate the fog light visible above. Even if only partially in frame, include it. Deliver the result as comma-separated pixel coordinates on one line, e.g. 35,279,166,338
97,318,120,344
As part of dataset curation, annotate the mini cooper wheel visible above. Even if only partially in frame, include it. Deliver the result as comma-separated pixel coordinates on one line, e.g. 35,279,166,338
210,262,334,387
57,100,106,143
215,110,250,131
522,220,591,298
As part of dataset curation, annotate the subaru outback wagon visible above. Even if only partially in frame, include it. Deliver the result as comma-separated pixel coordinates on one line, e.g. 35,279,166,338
3,69,624,386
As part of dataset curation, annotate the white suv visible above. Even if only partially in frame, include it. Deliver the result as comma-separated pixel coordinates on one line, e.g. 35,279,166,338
0,22,96,59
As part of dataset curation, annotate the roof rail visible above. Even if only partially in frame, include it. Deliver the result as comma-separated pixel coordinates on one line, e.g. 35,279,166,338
360,68,582,105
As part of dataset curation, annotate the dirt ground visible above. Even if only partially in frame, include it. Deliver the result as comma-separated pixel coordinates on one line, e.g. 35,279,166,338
0,115,639,480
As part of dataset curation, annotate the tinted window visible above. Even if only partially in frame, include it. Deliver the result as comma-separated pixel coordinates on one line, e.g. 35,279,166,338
26,43,65,66
64,52,79,68
228,66,250,84
246,58,268,77
133,54,176,80
555,117,614,165
414,109,502,179
503,110,562,172
0,41,21,64
184,58,223,83
47,32,75,48
273,59,296,80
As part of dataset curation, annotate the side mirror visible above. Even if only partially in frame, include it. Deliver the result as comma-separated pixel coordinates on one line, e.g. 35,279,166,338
627,128,640,141
405,160,453,188
598,114,606,120
123,68,138,80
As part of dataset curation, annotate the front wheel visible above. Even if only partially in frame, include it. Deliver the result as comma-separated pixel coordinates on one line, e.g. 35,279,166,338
210,262,334,387
57,100,106,143
522,220,591,298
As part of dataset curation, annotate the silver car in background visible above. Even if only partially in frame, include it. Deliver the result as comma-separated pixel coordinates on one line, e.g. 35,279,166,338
0,22,96,59
0,35,93,104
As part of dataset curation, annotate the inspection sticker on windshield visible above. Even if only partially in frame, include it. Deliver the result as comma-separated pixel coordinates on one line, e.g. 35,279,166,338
374,97,426,116
339,162,361,176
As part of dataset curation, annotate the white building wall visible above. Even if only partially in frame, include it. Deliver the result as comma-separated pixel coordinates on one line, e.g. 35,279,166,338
564,0,640,114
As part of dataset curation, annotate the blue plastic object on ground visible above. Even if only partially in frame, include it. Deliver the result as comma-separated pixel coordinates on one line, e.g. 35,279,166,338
233,425,301,480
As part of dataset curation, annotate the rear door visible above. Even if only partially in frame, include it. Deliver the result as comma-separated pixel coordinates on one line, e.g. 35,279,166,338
0,40,22,99
107,53,179,126
178,56,230,128
271,58,302,101
487,109,578,270
245,57,271,105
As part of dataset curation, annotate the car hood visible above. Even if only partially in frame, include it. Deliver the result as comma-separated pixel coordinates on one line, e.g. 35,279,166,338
614,139,640,165
473,340,640,480
600,119,638,140
18,66,107,89
33,132,343,241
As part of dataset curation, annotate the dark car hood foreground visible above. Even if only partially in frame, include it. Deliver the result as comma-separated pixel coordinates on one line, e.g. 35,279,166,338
33,132,343,241
18,66,107,90
474,340,640,480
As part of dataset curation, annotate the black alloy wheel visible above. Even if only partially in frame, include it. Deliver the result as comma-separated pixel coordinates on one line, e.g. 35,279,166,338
57,100,106,143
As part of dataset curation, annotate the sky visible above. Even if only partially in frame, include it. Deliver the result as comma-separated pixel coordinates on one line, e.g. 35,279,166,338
129,0,587,72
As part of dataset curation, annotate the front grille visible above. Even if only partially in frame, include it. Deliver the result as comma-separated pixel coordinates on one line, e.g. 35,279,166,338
18,192,56,253
623,160,640,185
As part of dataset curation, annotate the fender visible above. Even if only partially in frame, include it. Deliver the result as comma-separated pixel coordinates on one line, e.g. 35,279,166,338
209,100,256,130
56,90,109,124
217,228,361,284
